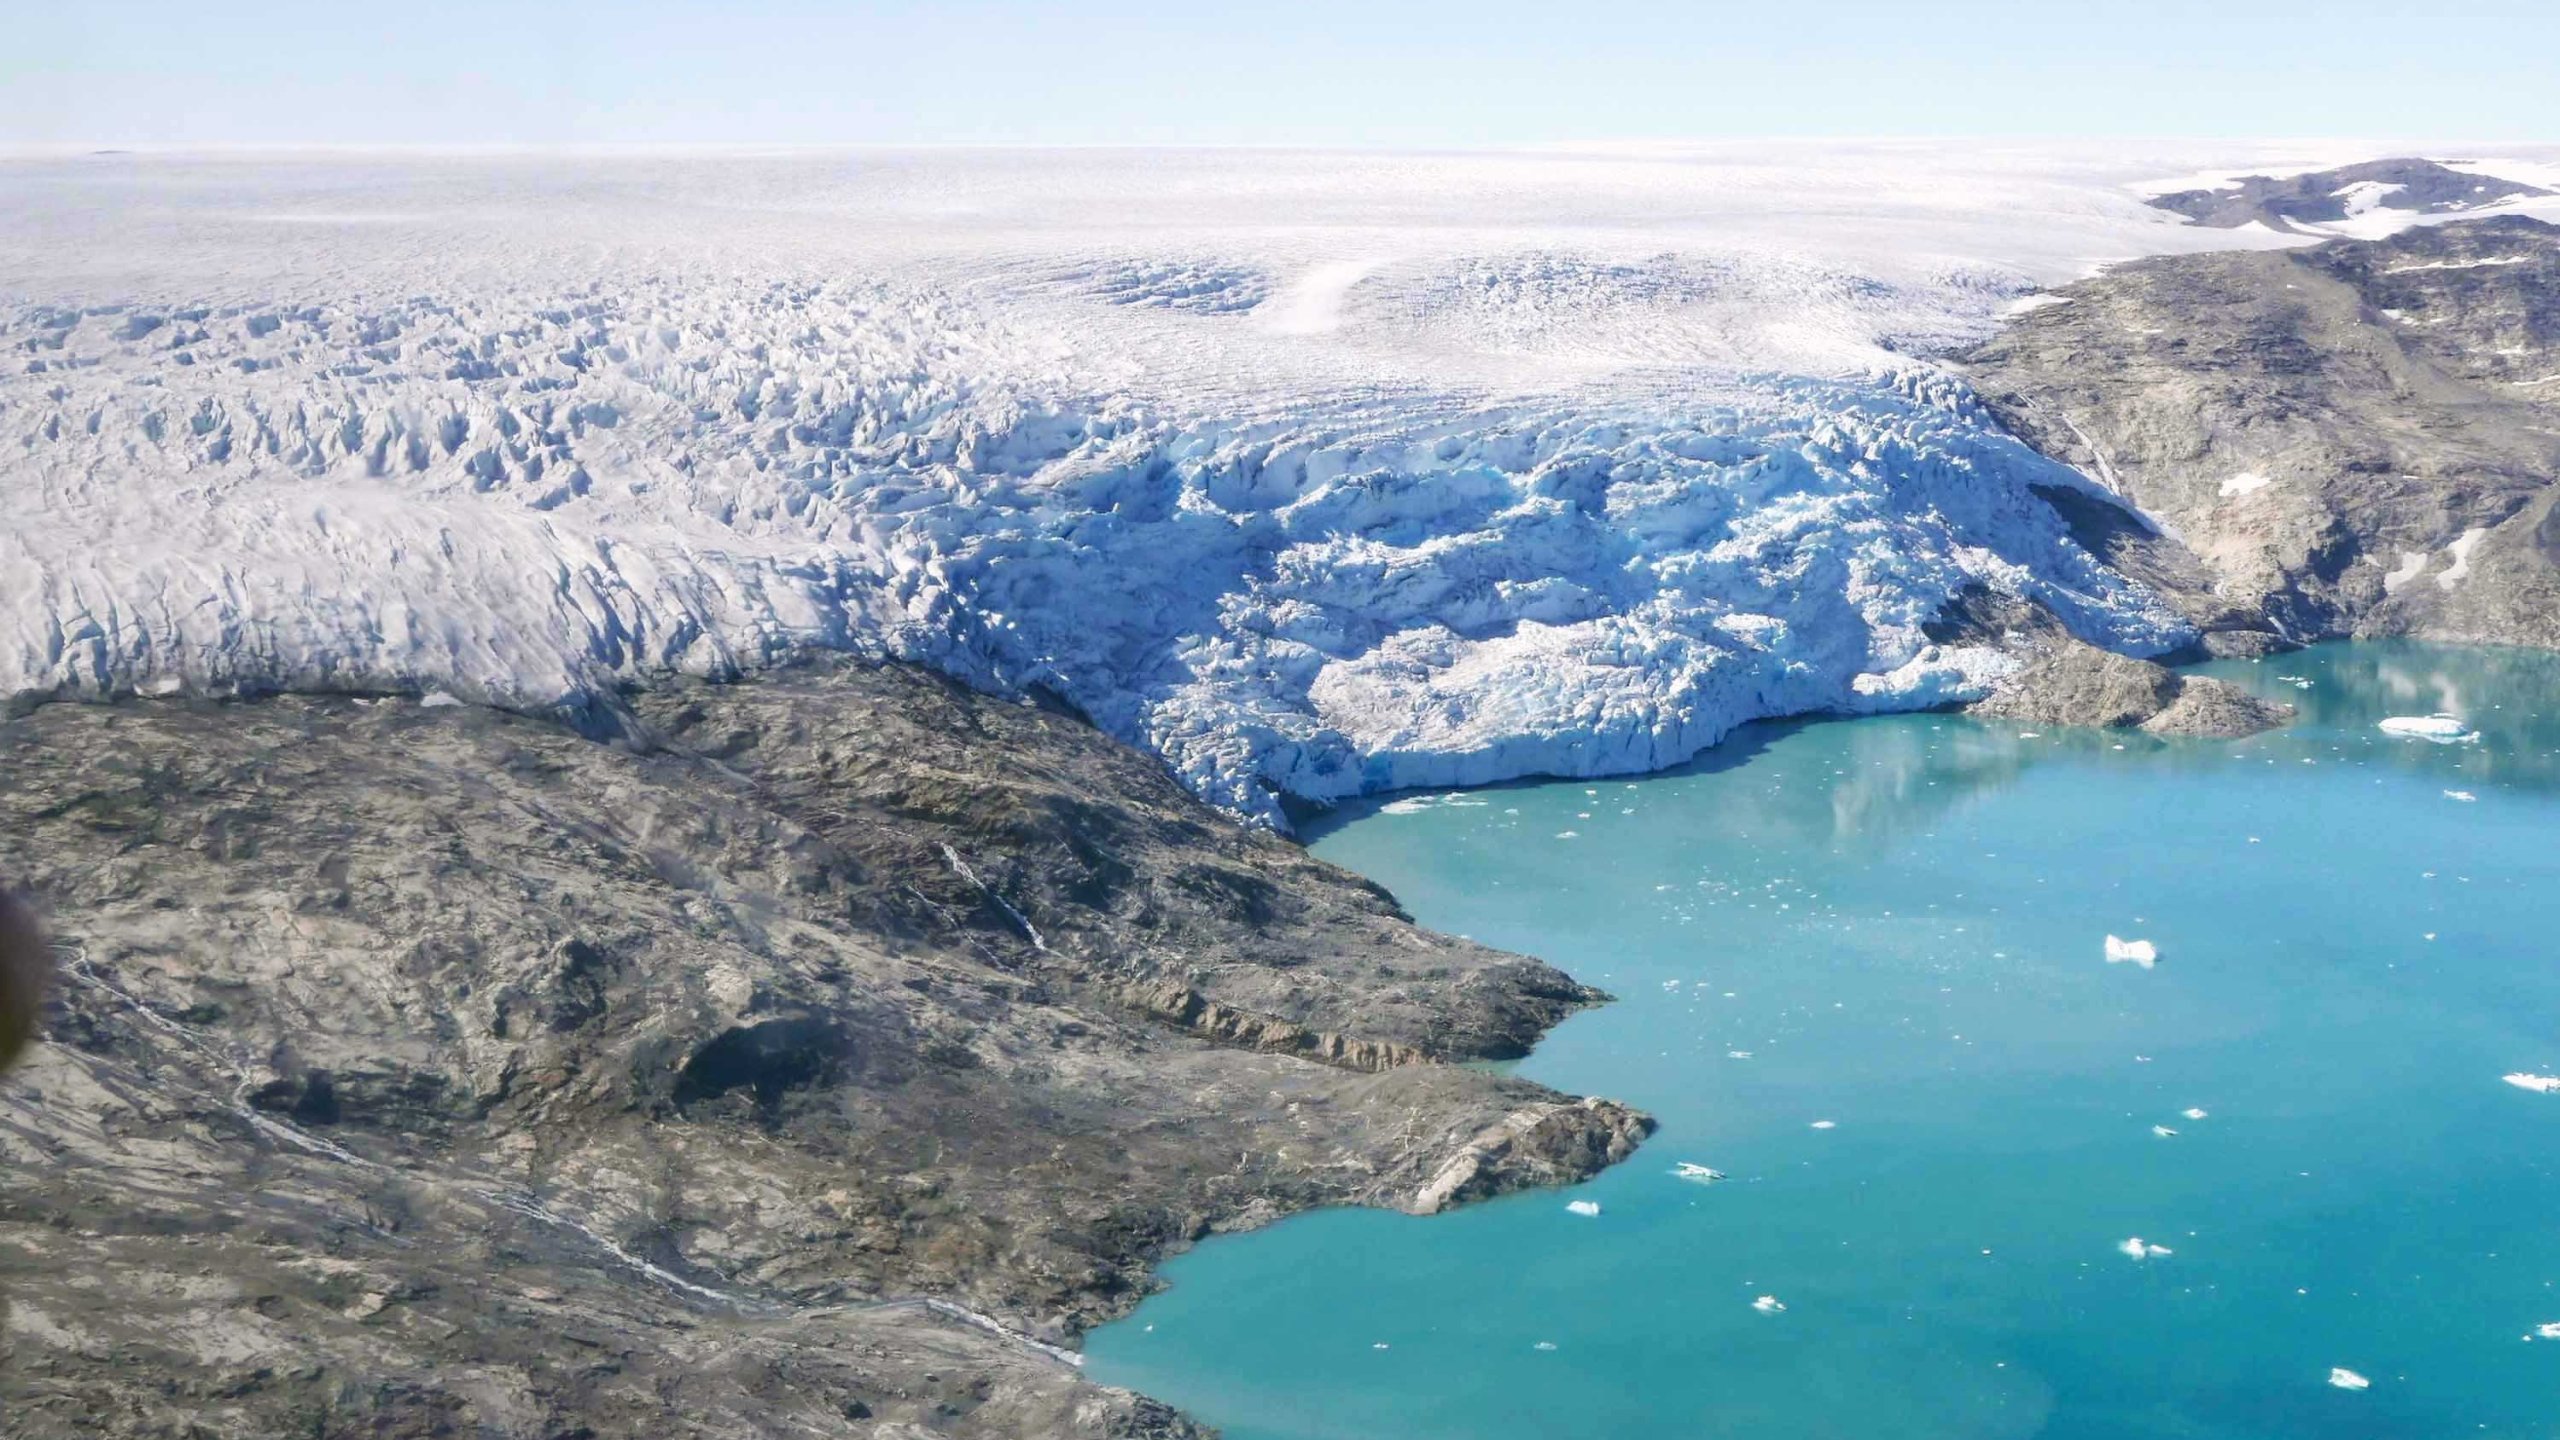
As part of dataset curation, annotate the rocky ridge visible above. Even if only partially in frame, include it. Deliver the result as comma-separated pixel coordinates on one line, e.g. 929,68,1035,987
2146,158,2548,233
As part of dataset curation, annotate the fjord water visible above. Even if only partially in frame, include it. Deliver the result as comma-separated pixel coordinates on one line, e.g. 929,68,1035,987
1085,643,2560,1439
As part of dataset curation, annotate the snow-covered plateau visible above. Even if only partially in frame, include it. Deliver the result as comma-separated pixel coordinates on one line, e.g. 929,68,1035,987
8,143,2559,822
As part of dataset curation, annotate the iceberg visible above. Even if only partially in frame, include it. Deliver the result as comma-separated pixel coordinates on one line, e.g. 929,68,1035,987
2326,1367,2371,1391
2502,1073,2560,1094
2104,935,2159,968
2379,715,2479,744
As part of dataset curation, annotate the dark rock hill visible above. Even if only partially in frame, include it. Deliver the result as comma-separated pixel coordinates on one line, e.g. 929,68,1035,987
0,659,1649,1438
1963,215,2560,655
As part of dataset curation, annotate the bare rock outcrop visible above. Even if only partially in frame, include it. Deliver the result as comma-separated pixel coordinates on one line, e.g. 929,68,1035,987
1969,641,2294,739
1119,980,1427,1073
1408,1098,1657,1215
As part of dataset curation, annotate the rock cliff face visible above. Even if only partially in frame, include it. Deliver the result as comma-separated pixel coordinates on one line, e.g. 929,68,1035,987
0,659,1649,1439
1962,216,2560,655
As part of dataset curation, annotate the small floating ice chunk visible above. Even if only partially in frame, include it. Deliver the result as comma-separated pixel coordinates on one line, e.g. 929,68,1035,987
2535,1322,2560,1341
1373,1341,1391,1350
1727,1050,1753,1060
1674,1162,1726,1182
2117,1237,2172,1259
1565,1199,1603,1217
1379,796,1438,815
2152,1125,2179,1138
1752,1295,1787,1314
2327,1367,2370,1391
2017,731,2041,739
2378,714,2478,744
1809,1120,1837,1130
1554,830,1580,840
1533,1340,1558,1351
2182,1108,2209,1120
2503,1073,2560,1094
2104,935,2159,968
2444,789,2478,802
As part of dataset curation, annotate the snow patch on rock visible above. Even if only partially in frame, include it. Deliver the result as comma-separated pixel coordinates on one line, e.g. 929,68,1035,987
2435,526,2488,590
2382,550,2432,593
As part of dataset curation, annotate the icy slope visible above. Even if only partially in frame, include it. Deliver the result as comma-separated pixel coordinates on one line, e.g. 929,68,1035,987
9,145,2538,820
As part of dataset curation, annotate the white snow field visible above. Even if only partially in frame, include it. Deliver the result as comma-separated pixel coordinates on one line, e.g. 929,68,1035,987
6,143,2554,821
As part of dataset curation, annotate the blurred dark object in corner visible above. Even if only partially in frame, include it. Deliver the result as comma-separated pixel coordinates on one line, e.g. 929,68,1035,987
0,888,43,1072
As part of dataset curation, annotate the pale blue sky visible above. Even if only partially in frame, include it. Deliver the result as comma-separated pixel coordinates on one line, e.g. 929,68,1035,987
4,1,2553,146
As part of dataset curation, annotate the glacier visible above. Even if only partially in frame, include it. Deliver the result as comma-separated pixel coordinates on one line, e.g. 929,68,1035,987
8,144,2553,822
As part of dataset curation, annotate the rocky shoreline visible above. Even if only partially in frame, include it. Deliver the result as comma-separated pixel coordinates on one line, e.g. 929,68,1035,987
0,659,1649,1438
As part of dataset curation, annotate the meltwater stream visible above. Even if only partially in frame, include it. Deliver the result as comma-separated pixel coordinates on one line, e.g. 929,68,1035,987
1085,643,2560,1439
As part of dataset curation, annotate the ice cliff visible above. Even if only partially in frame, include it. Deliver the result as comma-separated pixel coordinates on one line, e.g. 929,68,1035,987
21,146,2508,822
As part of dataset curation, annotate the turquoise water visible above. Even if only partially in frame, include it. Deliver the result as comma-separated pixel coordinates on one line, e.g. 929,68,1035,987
1085,643,2560,1438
